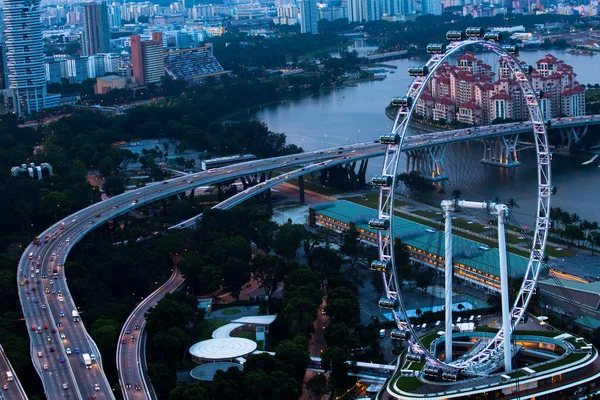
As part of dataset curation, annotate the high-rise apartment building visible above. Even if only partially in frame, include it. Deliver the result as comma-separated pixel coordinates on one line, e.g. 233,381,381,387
3,0,60,115
130,33,165,86
107,3,122,28
299,0,319,34
82,1,110,56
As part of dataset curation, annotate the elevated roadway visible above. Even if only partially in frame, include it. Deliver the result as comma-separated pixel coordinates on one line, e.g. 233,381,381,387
0,344,28,400
17,113,599,397
116,265,185,400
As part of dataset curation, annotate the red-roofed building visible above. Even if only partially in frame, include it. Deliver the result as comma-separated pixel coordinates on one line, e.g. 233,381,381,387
413,51,585,124
433,97,455,122
457,102,483,125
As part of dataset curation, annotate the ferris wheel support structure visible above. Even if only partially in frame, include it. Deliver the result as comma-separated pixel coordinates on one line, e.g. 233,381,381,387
373,34,552,375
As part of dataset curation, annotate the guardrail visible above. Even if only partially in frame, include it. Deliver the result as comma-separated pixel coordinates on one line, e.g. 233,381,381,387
0,344,28,400
117,266,184,400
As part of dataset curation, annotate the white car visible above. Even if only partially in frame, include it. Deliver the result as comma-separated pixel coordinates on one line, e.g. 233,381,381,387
43,364,48,370
66,348,72,355
94,384,100,391
65,238,70,243
37,351,43,357
60,333,66,339
59,311,64,317
62,383,68,390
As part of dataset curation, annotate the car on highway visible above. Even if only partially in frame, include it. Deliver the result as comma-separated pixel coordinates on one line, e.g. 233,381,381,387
43,324,48,329
59,356,65,363
34,298,39,303
43,364,48,370
41,304,46,310
60,333,66,339
121,339,126,345
49,347,55,352
66,348,72,355
135,384,141,391
62,383,68,390
46,336,51,342
37,351,43,357
125,328,131,334
59,311,65,317
125,383,132,388
94,384,100,391
74,348,80,354
3,384,7,390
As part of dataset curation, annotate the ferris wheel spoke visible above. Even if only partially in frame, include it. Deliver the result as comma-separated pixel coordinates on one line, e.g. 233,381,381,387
373,33,551,378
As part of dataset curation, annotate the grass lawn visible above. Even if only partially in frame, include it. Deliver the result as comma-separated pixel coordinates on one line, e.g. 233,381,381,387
412,210,441,219
343,193,411,209
232,330,255,340
221,309,242,316
393,375,425,392
190,319,229,342
533,352,587,372
546,245,576,258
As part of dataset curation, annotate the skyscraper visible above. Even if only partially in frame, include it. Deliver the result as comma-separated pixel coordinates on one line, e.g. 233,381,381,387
299,0,319,34
3,0,60,115
130,33,165,86
82,1,110,56
348,0,364,22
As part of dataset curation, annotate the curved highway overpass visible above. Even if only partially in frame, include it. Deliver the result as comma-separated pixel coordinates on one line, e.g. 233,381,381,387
17,114,600,397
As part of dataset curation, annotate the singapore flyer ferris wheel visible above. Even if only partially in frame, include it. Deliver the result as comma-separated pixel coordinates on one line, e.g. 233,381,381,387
371,28,552,379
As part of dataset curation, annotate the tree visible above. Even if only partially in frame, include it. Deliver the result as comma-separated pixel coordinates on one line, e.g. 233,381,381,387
221,258,250,299
415,269,433,296
340,222,360,267
148,362,176,398
103,176,125,197
321,347,351,387
273,223,306,260
274,337,310,382
323,323,355,350
153,327,189,361
168,381,210,400
507,198,519,209
251,255,289,311
306,373,331,400
145,297,196,334
326,297,360,327
308,246,343,281
248,220,279,253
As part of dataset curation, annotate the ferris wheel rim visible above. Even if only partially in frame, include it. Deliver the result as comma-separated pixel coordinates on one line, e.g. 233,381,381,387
376,38,551,373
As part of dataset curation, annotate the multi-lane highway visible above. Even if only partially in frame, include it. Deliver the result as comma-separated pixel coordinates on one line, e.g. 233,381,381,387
116,265,185,400
0,344,28,400
17,113,599,397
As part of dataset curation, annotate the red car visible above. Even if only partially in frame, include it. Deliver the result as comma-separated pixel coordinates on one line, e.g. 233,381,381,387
31,324,37,331
121,339,126,345
50,328,56,333
43,324,48,330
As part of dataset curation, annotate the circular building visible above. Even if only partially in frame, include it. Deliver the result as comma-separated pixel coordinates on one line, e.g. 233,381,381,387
190,362,244,381
189,338,257,364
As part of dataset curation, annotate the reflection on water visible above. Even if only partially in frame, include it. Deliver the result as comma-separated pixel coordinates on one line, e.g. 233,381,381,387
252,52,600,223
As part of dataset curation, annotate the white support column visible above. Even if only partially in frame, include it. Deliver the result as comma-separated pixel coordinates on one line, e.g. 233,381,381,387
441,200,454,363
496,203,512,372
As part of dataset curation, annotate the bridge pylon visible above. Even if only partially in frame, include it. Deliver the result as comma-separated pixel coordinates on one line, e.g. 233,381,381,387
559,125,588,148
481,134,521,167
405,145,448,181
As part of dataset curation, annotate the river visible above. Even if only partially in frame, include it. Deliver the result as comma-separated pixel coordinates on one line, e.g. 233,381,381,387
250,49,600,223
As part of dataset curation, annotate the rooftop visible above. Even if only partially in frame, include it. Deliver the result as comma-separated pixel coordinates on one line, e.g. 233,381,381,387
189,338,257,360
314,201,529,280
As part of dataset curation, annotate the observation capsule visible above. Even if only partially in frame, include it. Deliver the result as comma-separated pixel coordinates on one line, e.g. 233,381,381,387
378,297,399,310
535,89,544,99
550,185,557,195
465,27,485,37
483,31,503,42
406,352,425,363
423,365,443,378
370,260,391,272
371,175,394,187
369,218,390,230
392,96,413,107
502,45,519,55
441,369,461,381
545,120,552,129
426,43,447,54
379,133,400,144
408,66,429,77
446,30,465,41
391,329,411,340
522,64,534,74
